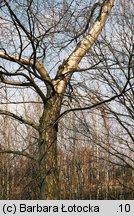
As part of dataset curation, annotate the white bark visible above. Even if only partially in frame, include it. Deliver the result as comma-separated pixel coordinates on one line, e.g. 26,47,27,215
55,0,115,94
0,0,115,95
0,51,51,82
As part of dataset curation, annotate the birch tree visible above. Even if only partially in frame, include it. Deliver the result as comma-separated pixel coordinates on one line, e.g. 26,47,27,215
0,0,115,199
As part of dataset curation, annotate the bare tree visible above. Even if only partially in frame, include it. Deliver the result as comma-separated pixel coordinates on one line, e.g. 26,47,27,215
0,0,115,199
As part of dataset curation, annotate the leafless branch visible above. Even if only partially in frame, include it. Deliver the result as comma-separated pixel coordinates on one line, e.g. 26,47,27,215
0,149,37,160
0,109,39,130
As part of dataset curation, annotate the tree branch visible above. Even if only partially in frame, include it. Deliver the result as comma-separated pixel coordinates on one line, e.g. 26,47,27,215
0,77,31,86
0,69,47,102
0,101,43,105
54,90,128,125
0,149,37,160
53,0,115,93
0,110,39,130
0,50,51,83
67,0,115,70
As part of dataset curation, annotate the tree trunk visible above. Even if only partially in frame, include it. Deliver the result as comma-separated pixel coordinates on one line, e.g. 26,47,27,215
38,93,62,199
